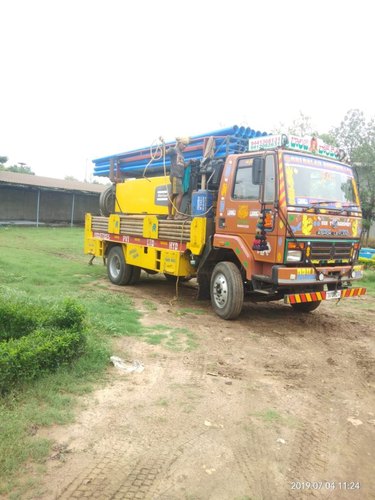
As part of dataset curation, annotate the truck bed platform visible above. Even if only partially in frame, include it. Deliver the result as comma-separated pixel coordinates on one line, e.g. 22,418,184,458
91,215,192,242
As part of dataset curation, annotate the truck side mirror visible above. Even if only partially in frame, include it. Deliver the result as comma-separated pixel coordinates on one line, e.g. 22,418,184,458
252,157,265,185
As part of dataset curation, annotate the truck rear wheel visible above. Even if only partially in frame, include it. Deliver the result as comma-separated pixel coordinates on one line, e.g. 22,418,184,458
107,246,138,286
210,262,244,320
290,301,321,313
129,266,141,285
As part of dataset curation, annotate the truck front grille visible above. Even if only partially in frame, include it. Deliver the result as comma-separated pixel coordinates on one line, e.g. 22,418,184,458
310,241,353,262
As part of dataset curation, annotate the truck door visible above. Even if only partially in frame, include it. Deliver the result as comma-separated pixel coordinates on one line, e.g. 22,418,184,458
216,156,260,251
258,154,278,263
216,154,278,263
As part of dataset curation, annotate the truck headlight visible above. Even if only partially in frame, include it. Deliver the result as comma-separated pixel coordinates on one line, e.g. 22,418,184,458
286,250,303,262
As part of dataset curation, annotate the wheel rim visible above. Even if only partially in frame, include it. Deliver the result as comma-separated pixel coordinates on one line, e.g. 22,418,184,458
109,254,121,279
212,272,228,309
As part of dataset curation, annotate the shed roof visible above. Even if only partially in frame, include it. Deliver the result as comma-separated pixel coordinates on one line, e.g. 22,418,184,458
0,171,107,194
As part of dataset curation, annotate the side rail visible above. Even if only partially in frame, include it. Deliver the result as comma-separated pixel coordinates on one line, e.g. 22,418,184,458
91,214,192,242
84,213,207,274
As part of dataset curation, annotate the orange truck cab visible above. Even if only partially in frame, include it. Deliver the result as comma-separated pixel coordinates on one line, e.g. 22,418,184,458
194,134,365,318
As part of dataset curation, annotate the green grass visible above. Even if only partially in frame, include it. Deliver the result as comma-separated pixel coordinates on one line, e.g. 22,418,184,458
0,227,199,495
156,398,169,407
0,227,142,495
0,228,140,334
142,325,197,350
361,270,375,295
0,328,112,495
251,408,299,429
175,307,206,316
142,300,157,311
253,409,282,423
0,228,105,296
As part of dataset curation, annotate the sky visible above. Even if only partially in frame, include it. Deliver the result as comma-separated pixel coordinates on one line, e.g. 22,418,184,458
1,0,374,182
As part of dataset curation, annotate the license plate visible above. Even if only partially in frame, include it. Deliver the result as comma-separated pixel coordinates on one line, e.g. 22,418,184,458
326,290,342,300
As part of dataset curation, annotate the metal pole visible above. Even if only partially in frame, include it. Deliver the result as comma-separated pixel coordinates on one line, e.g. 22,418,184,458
109,158,115,182
70,193,75,227
36,189,40,227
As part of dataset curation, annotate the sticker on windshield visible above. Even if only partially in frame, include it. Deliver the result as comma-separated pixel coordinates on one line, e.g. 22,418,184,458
296,197,309,205
283,154,357,208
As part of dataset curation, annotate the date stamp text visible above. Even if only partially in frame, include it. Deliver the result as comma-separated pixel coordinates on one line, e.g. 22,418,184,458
290,481,361,491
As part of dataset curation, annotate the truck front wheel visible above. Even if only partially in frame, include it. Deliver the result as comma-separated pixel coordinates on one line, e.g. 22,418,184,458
107,246,138,286
210,262,244,320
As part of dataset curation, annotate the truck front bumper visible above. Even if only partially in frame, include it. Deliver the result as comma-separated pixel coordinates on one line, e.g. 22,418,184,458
284,287,366,305
272,264,364,285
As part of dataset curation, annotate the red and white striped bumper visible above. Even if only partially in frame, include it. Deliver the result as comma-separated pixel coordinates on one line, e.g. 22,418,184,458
284,287,366,304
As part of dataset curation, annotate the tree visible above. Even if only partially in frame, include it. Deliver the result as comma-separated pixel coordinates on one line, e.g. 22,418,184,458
330,109,375,243
288,111,317,136
0,158,35,175
351,122,375,243
274,109,375,243
331,109,367,159
273,111,317,136
6,164,35,175
318,132,338,147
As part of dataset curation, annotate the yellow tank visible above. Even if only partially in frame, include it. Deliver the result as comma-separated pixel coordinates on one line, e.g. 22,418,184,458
115,176,170,215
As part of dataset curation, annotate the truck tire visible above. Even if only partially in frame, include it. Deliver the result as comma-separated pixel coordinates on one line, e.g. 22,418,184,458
99,184,115,217
107,246,137,286
291,301,321,313
210,262,244,320
129,266,141,285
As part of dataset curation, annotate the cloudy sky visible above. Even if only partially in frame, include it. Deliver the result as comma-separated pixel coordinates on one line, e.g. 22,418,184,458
1,0,373,181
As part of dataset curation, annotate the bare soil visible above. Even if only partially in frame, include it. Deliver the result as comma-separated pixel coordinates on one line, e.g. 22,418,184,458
33,275,375,499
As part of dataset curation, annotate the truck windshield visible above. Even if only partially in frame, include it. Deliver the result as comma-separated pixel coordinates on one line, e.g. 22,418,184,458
283,153,359,209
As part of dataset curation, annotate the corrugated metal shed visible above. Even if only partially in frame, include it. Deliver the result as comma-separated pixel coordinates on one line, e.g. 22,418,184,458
0,171,106,193
0,171,107,226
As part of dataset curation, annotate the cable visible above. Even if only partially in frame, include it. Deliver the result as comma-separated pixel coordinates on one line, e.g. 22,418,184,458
157,136,217,220
160,138,189,219
142,139,164,180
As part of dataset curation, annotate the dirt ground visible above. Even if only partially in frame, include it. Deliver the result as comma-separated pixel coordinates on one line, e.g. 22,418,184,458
32,274,374,500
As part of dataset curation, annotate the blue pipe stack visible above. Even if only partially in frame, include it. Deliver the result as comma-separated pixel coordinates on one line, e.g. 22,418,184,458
93,125,268,178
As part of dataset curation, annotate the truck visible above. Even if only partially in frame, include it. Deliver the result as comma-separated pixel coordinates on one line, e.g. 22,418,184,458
84,125,366,319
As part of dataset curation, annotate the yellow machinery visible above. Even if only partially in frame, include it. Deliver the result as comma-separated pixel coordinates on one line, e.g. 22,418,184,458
115,176,170,215
87,175,207,279
84,213,207,277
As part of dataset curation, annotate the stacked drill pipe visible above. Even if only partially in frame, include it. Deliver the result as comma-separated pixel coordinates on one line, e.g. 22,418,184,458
91,216,191,242
91,216,110,232
93,125,268,178
118,215,145,233
158,220,191,241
